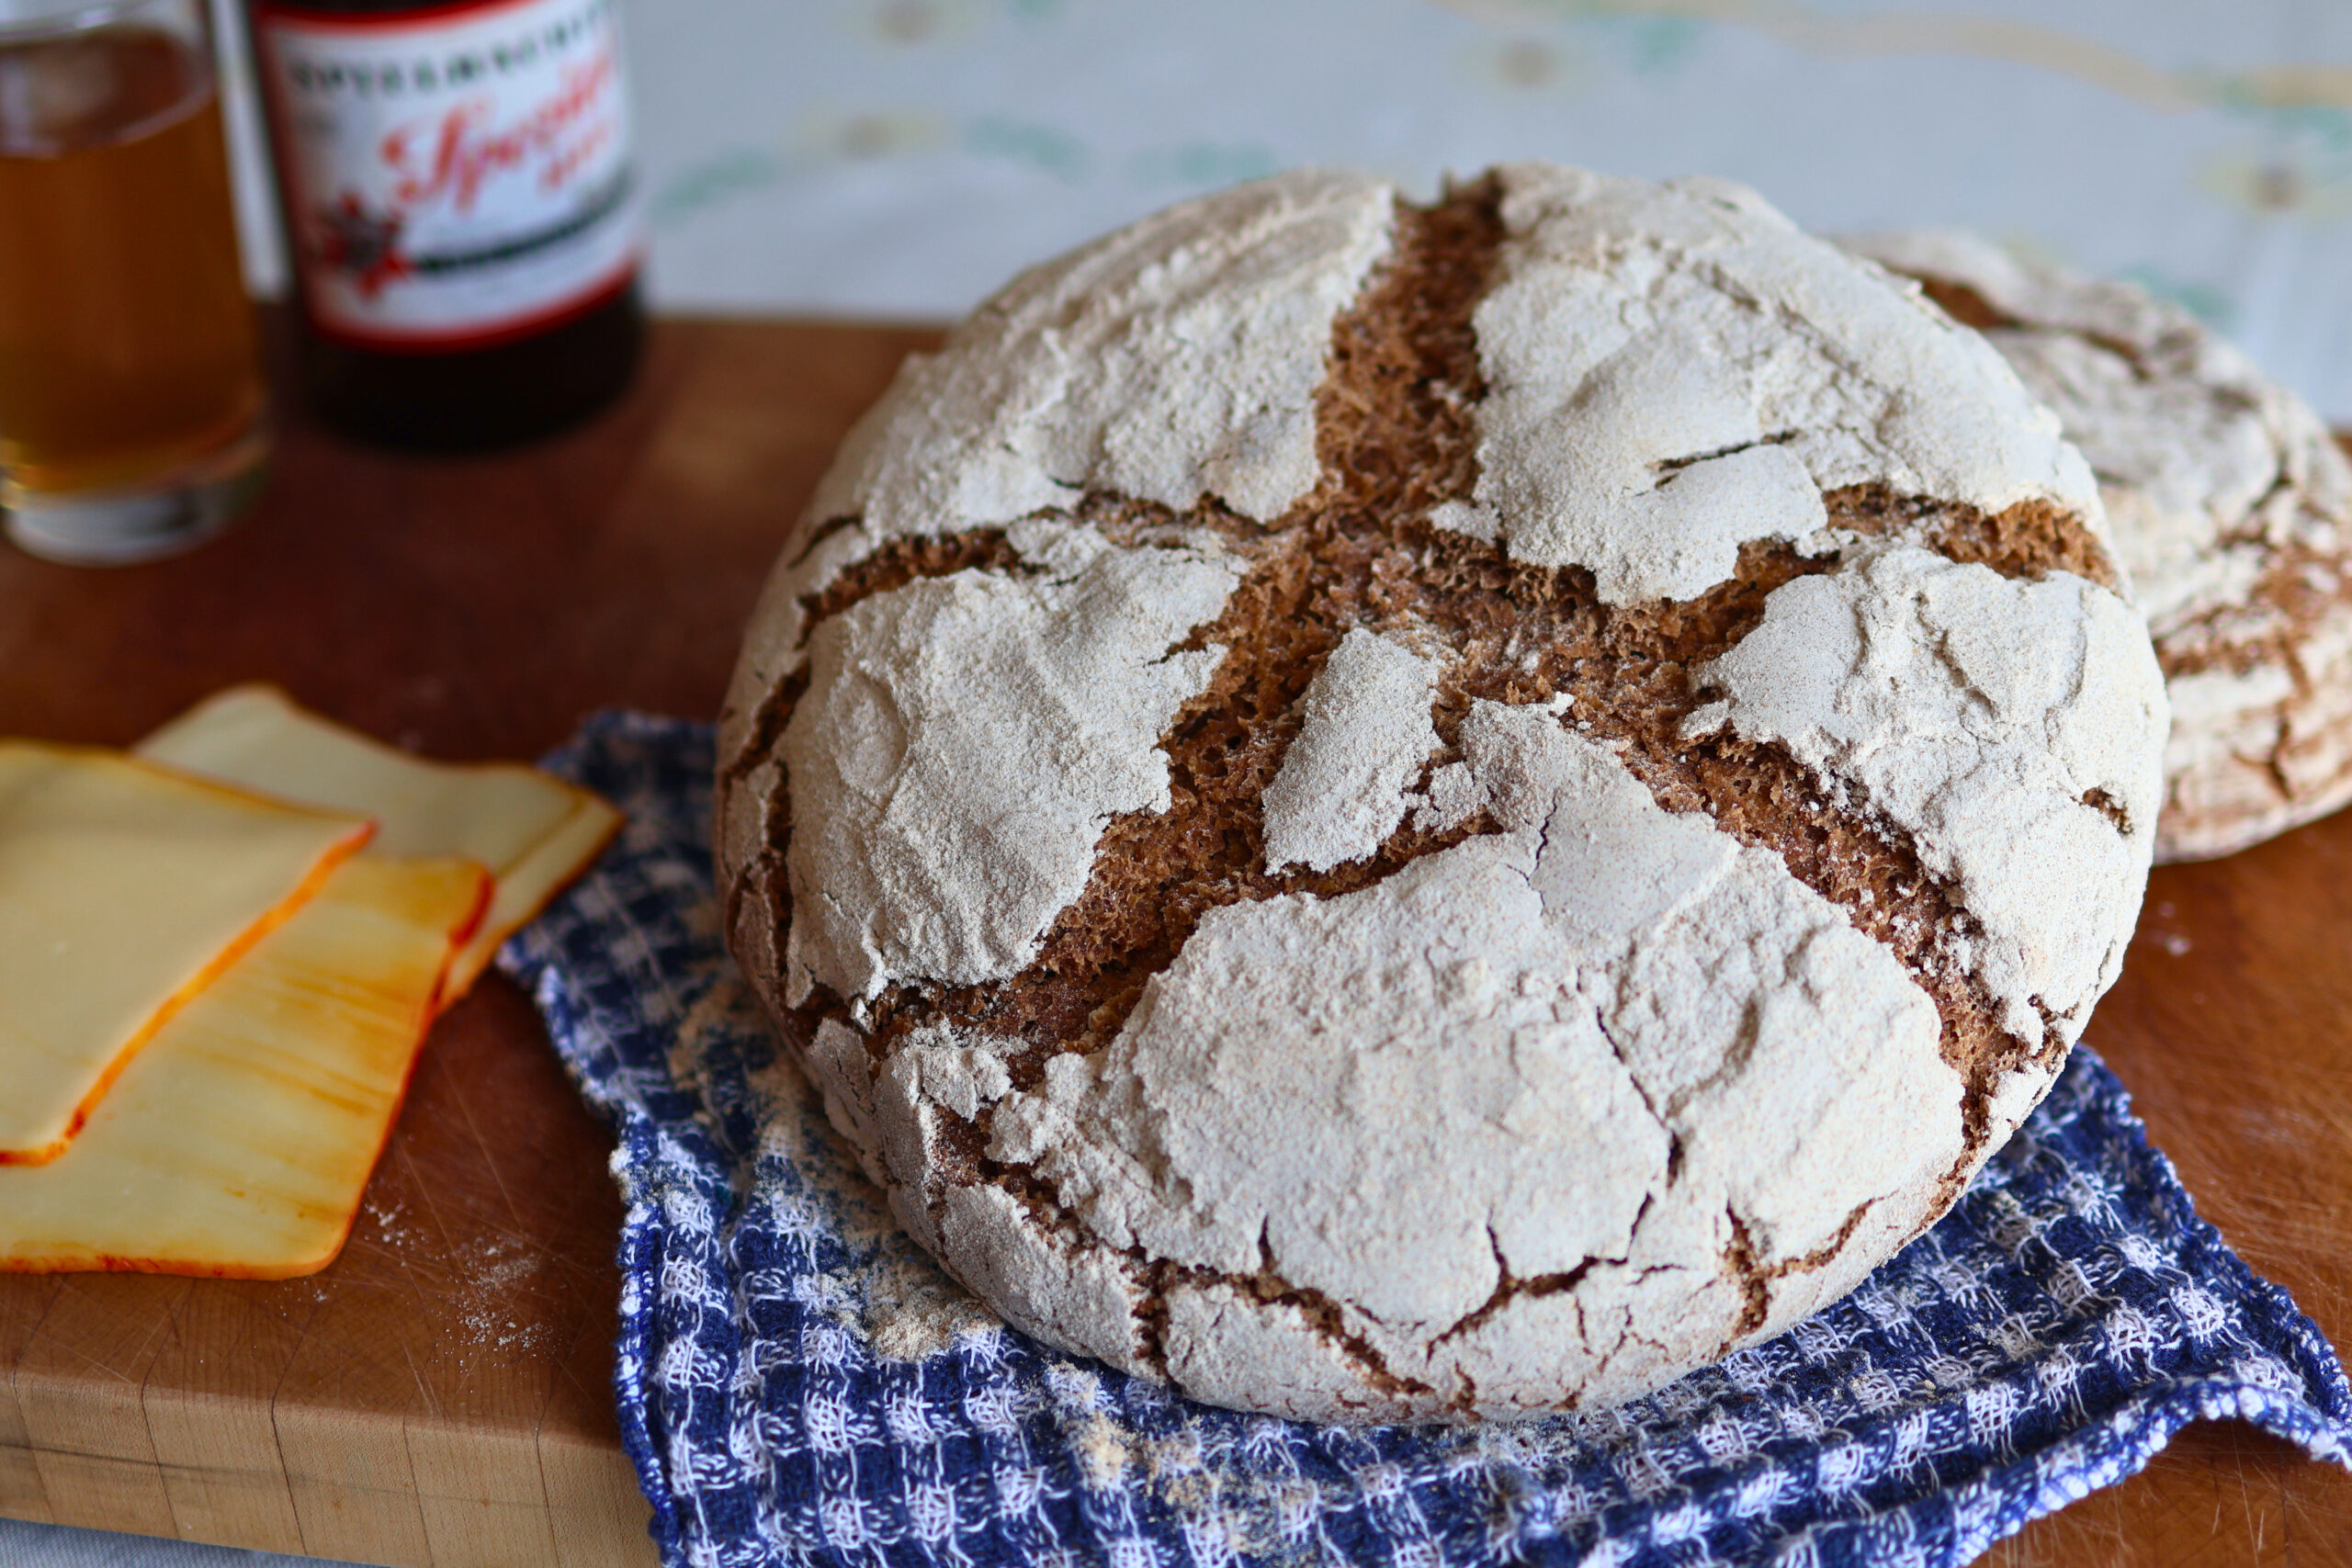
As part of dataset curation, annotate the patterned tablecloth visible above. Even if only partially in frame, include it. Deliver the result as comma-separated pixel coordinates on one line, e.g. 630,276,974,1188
497,713,2352,1568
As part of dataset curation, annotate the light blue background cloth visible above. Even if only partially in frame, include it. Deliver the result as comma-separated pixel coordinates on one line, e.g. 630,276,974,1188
499,713,2352,1568
200,0,2352,426
0,1523,364,1568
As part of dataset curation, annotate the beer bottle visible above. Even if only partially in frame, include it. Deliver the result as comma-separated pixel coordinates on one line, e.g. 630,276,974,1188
245,0,644,450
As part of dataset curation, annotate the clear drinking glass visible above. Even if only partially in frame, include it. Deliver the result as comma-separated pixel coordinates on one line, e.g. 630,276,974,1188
0,0,268,565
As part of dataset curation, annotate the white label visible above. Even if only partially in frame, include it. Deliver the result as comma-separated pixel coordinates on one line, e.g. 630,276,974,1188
255,0,639,347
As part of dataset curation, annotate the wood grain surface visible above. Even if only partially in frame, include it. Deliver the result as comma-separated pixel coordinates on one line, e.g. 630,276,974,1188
0,316,2346,1566
0,316,931,1567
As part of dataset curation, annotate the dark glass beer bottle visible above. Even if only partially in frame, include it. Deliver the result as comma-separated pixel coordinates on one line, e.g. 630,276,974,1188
246,0,643,450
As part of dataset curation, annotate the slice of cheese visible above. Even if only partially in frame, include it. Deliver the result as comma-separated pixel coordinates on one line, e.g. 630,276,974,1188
442,794,619,998
0,855,489,1277
0,743,373,1165
138,684,621,999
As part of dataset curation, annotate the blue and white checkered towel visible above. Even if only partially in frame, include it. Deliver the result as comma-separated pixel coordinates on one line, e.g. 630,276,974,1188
504,713,2352,1568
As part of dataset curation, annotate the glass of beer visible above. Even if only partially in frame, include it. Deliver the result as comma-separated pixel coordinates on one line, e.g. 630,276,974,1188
0,0,269,564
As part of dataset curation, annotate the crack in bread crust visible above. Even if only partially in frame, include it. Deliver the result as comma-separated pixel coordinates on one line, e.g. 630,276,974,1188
1830,483,2117,592
966,1141,1444,1401
1915,275,2156,376
2156,542,2348,681
816,510,2052,1157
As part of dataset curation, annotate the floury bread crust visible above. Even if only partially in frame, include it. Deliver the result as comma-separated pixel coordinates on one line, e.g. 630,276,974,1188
1846,230,2352,863
717,166,2170,1424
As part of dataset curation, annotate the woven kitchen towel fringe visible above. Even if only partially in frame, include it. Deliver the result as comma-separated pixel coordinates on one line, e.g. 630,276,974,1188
503,712,2352,1568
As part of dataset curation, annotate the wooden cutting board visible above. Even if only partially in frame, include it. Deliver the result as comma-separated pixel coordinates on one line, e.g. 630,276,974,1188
0,316,2346,1567
0,315,932,1568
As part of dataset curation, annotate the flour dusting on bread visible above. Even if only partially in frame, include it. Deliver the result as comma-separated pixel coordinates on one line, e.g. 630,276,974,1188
716,166,2168,1423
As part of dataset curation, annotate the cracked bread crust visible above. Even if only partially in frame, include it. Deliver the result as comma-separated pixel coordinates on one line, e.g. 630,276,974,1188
1846,228,2352,863
716,168,2168,1424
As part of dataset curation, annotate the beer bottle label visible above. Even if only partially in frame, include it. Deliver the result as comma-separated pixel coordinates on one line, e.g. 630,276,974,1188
254,0,639,349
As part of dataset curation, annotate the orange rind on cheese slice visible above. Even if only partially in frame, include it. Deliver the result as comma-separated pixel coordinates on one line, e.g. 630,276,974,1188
0,855,491,1277
138,683,622,1001
0,742,374,1166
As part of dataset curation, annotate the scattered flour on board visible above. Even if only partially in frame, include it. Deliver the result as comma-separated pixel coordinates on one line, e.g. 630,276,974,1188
364,1196,415,1248
354,1102,552,1351
358,1170,550,1349
453,1235,555,1354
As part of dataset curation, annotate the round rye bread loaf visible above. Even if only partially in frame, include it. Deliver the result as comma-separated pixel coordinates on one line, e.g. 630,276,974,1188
1847,231,2352,863
715,164,2171,1424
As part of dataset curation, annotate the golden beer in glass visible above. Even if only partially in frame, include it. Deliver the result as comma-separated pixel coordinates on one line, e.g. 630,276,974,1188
0,0,268,564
